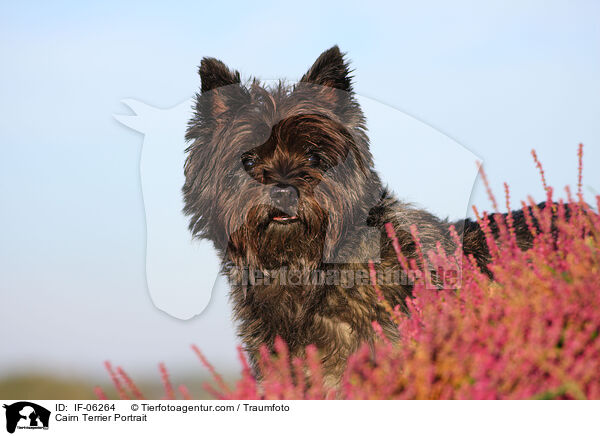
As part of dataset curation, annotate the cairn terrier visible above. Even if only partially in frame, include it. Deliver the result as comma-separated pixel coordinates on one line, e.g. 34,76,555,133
183,46,532,386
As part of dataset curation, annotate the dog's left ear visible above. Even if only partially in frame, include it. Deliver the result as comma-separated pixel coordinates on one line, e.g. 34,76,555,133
187,57,249,140
300,46,353,92
199,57,241,92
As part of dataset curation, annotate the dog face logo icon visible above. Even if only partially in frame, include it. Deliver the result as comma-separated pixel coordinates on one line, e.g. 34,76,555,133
3,402,50,434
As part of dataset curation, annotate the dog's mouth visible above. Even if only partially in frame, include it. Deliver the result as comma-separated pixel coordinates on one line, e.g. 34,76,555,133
272,213,299,224
267,207,299,224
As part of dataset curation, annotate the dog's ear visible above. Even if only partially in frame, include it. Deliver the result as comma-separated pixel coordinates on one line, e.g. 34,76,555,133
199,57,241,92
188,57,248,139
300,46,353,92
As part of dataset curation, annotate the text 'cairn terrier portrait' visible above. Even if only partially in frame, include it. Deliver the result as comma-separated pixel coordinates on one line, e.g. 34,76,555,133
183,46,533,387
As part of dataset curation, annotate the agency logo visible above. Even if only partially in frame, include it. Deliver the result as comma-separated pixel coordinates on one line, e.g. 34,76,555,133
3,402,50,434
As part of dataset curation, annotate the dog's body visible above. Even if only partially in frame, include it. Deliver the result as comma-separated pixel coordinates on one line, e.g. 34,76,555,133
183,46,532,385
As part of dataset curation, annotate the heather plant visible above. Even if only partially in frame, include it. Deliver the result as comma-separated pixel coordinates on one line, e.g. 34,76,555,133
99,146,600,400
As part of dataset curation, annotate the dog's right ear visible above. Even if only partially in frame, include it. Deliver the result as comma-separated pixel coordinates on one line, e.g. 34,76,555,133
300,46,352,92
199,57,241,92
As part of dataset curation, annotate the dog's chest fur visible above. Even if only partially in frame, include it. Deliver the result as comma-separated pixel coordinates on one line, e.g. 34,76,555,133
224,195,450,385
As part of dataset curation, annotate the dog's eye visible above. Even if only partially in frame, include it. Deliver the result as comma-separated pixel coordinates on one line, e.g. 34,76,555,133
241,154,257,171
307,153,320,167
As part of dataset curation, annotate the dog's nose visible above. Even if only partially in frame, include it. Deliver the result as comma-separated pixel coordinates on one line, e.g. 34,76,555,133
270,184,298,209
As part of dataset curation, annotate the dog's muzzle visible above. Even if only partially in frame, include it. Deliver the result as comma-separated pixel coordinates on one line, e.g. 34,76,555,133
269,184,299,221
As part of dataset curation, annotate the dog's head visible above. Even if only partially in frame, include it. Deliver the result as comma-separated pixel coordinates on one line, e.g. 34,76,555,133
184,46,382,269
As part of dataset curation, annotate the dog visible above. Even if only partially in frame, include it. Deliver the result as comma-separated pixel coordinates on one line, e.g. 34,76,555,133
183,46,537,386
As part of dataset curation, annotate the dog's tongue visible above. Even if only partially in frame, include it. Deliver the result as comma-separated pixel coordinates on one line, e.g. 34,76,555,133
273,215,298,222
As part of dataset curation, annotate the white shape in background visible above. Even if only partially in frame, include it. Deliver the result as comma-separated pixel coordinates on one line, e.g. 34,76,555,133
115,99,220,321
114,93,479,320
359,95,479,220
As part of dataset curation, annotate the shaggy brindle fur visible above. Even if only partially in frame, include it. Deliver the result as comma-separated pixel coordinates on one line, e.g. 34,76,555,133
183,46,538,386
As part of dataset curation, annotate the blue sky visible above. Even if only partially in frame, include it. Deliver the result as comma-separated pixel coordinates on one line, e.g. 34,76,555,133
0,1,599,379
